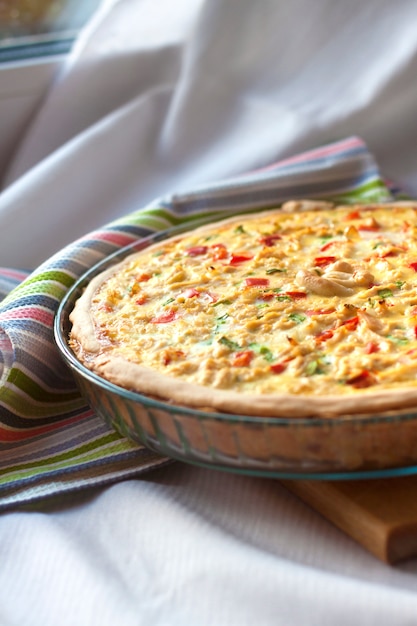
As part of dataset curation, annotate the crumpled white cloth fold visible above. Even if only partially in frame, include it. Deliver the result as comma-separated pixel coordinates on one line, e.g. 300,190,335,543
1,1,417,625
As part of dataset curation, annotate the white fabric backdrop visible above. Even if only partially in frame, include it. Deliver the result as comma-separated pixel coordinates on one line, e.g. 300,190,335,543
1,0,417,624
2,0,417,268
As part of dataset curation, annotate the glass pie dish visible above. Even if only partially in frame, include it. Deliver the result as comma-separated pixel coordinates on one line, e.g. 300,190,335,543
54,225,417,480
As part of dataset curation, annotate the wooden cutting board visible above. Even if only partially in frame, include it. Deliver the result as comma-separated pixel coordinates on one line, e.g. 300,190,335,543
282,476,417,564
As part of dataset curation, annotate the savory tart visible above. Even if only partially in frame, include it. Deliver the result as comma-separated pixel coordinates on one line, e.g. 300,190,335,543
69,200,417,418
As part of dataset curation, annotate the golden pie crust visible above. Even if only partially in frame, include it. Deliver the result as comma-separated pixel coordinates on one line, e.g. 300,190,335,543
69,200,417,419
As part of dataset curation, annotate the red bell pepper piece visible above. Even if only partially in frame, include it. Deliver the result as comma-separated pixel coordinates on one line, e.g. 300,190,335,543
186,246,208,256
229,253,253,265
182,288,200,298
345,210,361,220
233,351,254,367
358,217,380,232
315,329,335,342
320,241,338,252
285,291,307,299
245,277,270,287
151,309,177,324
163,350,185,366
270,362,288,374
136,273,152,282
341,316,359,331
259,234,282,246
364,341,379,354
314,256,337,267
346,370,376,388
210,243,228,260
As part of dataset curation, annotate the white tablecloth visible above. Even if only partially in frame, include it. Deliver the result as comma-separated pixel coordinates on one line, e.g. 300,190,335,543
1,1,417,624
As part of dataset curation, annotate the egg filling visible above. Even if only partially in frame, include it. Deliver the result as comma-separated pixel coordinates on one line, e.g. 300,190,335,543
70,202,417,399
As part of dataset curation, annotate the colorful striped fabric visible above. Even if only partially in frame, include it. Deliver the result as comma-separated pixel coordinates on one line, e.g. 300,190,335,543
0,136,398,508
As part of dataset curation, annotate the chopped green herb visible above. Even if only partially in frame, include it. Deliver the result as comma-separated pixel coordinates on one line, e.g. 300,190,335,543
219,336,241,350
214,313,230,332
388,335,409,346
288,313,306,324
162,297,175,306
377,288,393,299
260,347,274,362
234,225,247,234
276,295,291,302
249,343,274,362
256,303,270,309
266,268,287,274
306,361,319,376
372,242,385,249
152,250,165,257
212,299,232,307
305,356,328,376
395,281,405,289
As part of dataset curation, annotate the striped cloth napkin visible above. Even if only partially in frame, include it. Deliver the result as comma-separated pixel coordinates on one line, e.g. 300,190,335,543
0,136,399,509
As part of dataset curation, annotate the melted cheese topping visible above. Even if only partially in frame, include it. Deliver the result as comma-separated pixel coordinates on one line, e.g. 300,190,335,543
78,204,417,397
